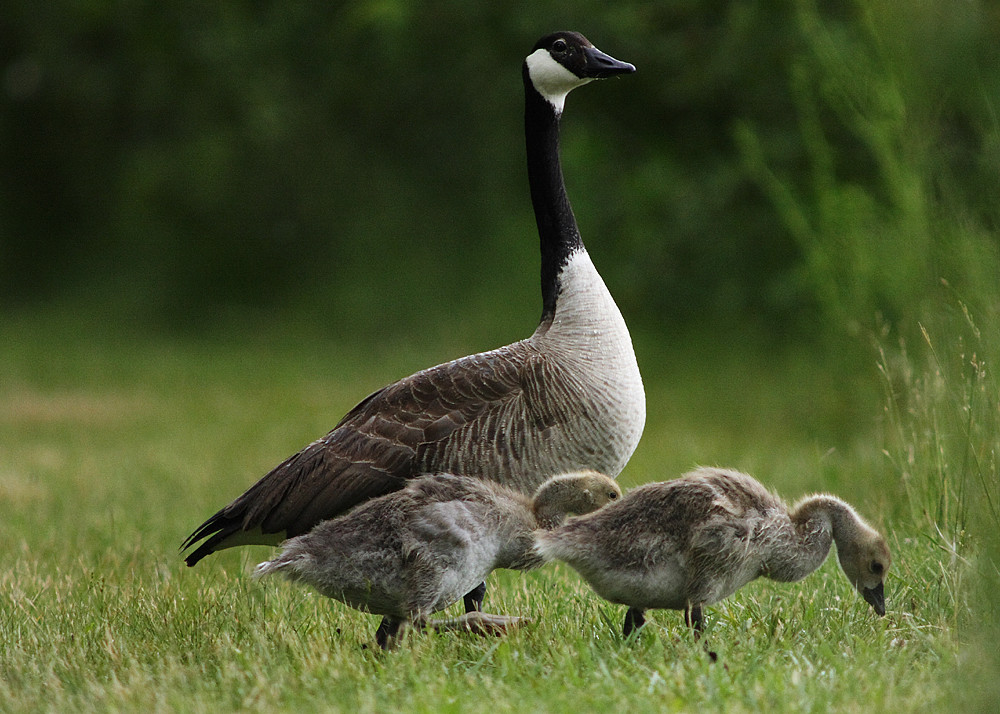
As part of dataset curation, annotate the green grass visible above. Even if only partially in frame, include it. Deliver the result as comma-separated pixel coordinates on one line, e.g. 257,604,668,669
0,310,978,713
3,3,996,709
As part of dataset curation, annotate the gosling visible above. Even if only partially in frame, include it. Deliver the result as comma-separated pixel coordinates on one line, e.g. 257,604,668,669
255,470,621,649
535,467,891,637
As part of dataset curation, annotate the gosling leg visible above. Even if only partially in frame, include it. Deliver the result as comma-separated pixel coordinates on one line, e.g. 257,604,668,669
374,616,405,650
623,607,646,638
463,581,487,613
684,604,718,661
684,604,704,636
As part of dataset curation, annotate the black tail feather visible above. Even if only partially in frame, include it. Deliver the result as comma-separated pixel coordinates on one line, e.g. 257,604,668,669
181,511,242,566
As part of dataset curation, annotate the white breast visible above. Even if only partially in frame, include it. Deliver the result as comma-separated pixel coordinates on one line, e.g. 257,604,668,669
534,248,646,476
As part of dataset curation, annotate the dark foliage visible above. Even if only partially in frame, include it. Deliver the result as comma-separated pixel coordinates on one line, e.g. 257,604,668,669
1,1,997,338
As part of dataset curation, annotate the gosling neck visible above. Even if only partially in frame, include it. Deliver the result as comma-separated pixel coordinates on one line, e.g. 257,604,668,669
770,494,872,583
796,494,871,552
531,480,591,529
764,495,848,582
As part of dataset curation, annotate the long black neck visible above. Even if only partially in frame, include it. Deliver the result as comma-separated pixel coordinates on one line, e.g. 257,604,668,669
523,64,584,322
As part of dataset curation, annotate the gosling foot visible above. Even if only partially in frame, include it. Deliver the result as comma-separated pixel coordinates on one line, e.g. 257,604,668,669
429,611,529,637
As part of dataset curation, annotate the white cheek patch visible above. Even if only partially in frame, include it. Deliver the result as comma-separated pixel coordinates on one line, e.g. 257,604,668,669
525,48,592,113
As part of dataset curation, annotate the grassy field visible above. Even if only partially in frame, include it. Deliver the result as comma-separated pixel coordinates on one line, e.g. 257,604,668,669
2,308,991,713
2,1,997,709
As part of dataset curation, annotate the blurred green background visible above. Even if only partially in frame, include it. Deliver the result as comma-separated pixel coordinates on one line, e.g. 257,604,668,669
4,0,996,346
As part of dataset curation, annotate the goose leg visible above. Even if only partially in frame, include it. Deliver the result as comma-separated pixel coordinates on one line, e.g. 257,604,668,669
623,607,646,637
374,616,404,650
463,581,487,613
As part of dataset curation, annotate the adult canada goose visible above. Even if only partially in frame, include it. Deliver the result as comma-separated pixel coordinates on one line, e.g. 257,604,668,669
182,32,645,613
254,470,622,649
535,467,892,637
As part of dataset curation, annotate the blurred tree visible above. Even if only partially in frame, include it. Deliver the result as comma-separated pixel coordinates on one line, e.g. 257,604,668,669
1,0,997,343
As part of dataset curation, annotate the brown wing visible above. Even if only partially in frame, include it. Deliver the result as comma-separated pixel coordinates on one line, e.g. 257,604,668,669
182,343,535,565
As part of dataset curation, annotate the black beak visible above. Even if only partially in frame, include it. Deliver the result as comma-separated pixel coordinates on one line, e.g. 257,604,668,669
862,582,886,616
582,46,636,79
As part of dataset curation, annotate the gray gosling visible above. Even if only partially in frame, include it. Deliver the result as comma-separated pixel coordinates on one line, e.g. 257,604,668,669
535,467,892,638
255,470,621,649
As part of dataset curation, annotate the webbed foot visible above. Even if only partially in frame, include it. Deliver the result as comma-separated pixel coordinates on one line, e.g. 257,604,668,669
430,611,529,637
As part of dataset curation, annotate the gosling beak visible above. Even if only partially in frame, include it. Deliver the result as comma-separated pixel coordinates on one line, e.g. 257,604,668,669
581,46,636,79
862,582,886,616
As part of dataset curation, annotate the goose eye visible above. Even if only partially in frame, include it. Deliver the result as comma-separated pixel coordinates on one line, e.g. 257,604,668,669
552,39,568,53
870,561,884,575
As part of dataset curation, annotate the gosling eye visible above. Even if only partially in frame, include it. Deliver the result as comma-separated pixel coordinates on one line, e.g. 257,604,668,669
870,561,884,575
608,491,618,500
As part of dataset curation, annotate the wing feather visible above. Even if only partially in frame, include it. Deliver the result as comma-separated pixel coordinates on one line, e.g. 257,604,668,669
183,343,536,564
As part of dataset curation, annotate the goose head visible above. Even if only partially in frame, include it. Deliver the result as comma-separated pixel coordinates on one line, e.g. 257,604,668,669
525,31,636,112
531,469,622,529
836,526,892,616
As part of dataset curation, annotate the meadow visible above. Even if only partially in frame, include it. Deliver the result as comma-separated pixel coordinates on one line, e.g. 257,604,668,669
1,306,993,712
3,1,999,711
